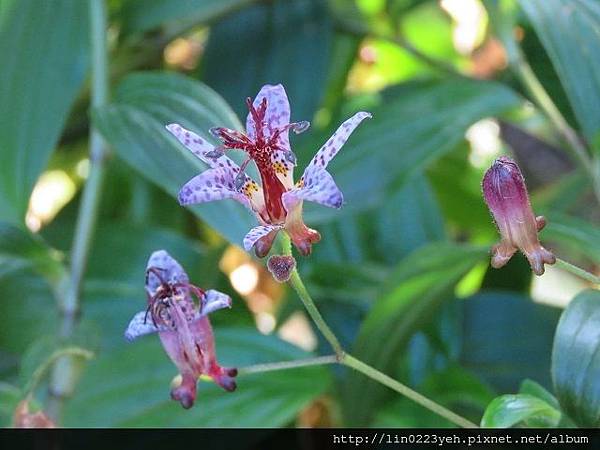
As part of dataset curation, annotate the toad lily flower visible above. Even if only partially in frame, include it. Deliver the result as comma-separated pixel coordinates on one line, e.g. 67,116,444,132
125,250,237,409
482,156,555,276
166,84,371,256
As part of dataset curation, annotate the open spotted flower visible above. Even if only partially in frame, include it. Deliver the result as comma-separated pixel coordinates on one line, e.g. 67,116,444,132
125,250,237,409
482,156,555,276
166,84,371,257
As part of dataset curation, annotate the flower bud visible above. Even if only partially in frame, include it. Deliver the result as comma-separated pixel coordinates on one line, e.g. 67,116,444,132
267,255,296,283
482,156,555,275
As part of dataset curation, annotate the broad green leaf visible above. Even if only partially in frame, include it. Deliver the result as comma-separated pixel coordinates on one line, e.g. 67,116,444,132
461,291,561,394
64,329,331,427
519,0,600,150
342,242,487,425
481,394,561,428
0,0,89,223
0,222,65,284
299,79,521,221
93,72,254,246
120,0,255,35
552,289,600,427
543,213,600,265
201,0,333,121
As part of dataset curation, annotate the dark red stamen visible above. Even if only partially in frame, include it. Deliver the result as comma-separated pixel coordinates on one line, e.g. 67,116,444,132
211,96,294,224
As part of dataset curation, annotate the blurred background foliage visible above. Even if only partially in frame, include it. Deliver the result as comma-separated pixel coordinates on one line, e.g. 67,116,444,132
1,0,600,429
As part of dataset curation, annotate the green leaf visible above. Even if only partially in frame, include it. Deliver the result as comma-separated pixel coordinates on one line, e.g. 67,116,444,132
481,394,561,428
461,291,561,394
342,242,487,425
93,72,254,246
120,0,255,35
552,289,600,427
64,329,332,427
201,0,333,121
519,379,560,410
0,222,65,283
519,0,600,150
301,79,521,221
0,0,89,223
543,213,600,265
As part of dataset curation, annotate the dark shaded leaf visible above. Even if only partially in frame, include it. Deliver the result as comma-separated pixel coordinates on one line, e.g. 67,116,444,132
462,291,561,394
552,289,600,427
201,0,333,121
120,0,255,35
342,242,487,425
64,329,331,427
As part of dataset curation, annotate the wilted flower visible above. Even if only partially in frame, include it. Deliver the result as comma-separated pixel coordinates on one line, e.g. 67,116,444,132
13,399,55,428
166,84,371,257
125,250,237,409
482,156,555,275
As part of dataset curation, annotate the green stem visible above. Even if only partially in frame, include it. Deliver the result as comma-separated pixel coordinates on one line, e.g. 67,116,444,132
280,235,344,356
238,355,338,375
342,354,478,428
555,258,600,285
47,0,109,421
24,347,94,396
277,234,476,428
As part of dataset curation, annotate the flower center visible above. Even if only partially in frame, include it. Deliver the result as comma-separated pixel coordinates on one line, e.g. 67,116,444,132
210,97,293,224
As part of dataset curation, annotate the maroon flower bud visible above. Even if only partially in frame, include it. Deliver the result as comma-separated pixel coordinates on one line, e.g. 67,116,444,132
482,156,555,275
267,255,296,283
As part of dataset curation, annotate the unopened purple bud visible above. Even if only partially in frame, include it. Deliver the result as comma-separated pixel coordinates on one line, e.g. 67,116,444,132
267,255,296,283
482,156,555,275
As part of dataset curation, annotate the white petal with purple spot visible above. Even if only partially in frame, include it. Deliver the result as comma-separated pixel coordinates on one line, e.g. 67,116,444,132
200,290,232,317
178,168,251,209
146,250,189,297
124,311,166,342
246,84,292,150
283,166,343,211
243,224,282,251
306,111,371,172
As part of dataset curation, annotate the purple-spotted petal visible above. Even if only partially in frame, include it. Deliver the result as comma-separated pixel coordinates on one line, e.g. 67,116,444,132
178,168,251,209
283,166,343,211
166,123,218,166
306,111,371,172
146,250,189,297
243,224,282,252
246,84,291,149
200,290,232,316
125,311,164,342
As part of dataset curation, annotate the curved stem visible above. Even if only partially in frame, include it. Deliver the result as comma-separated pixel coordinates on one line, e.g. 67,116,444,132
24,347,94,396
277,233,476,428
47,0,110,421
280,234,344,356
238,355,338,375
342,354,478,429
555,258,600,285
